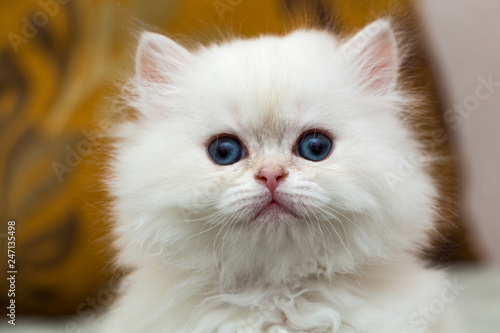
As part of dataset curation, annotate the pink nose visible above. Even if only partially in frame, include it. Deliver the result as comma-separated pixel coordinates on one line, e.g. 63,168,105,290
255,165,288,194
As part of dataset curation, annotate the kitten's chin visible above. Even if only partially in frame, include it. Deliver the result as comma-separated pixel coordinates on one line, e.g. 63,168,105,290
254,201,298,225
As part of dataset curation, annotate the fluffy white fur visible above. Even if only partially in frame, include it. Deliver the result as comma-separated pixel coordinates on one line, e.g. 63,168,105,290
101,20,459,332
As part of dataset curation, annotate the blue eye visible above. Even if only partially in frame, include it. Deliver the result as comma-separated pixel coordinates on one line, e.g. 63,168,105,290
296,132,333,161
208,136,244,165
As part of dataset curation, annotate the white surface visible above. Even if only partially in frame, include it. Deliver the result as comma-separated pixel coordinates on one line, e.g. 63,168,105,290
416,0,500,263
1,267,499,332
454,266,500,332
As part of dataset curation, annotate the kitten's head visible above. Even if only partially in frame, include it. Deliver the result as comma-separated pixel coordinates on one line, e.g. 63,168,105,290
110,20,437,284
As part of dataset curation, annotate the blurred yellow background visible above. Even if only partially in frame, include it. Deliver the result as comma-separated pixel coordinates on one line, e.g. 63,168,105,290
0,0,476,318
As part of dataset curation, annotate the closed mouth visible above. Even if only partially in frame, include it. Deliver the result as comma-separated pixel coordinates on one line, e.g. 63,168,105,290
255,199,297,220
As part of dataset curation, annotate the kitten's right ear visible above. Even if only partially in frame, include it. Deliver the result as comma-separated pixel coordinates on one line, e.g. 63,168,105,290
135,32,191,84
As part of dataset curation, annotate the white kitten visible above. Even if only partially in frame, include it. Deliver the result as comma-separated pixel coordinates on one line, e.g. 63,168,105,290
101,20,460,332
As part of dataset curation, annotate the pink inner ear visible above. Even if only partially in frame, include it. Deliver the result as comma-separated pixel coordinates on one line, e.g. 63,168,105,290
345,21,399,95
139,44,169,83
357,34,398,94
136,33,191,84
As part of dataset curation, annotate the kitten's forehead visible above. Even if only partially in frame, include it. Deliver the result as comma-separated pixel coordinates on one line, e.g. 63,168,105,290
217,94,309,147
244,111,298,147
189,30,340,141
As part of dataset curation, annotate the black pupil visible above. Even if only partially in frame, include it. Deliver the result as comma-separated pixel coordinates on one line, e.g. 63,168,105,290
309,141,324,155
217,143,231,157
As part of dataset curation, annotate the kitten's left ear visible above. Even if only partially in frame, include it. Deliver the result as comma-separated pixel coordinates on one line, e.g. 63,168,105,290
342,19,399,95
135,32,192,84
